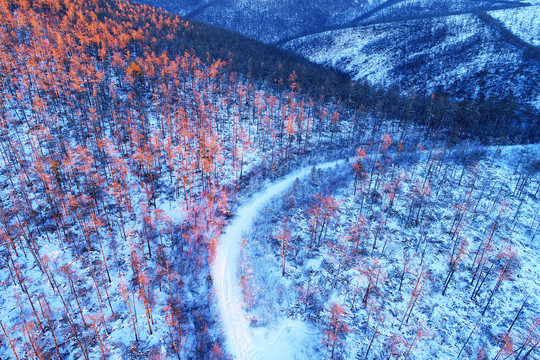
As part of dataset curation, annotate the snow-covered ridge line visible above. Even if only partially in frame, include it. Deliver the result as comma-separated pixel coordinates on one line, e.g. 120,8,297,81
212,159,345,360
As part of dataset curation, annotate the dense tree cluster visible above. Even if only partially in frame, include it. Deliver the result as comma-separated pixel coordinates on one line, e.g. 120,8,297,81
0,0,363,358
0,0,536,359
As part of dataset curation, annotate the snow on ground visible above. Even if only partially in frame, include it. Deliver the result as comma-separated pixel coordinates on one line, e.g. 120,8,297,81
212,159,345,359
284,13,539,104
285,14,484,86
362,0,532,23
237,142,539,359
489,5,540,46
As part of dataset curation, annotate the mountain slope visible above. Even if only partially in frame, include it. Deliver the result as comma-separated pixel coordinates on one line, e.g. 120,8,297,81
0,0,538,359
135,0,540,108
285,13,540,106
0,0,362,358
242,142,540,360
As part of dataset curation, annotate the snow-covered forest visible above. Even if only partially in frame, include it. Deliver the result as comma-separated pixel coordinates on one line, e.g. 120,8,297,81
242,142,539,359
0,0,538,359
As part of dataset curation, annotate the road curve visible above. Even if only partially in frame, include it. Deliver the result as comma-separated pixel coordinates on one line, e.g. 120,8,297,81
212,159,345,360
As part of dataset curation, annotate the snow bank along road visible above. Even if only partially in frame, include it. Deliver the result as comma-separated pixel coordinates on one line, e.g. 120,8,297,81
212,160,345,360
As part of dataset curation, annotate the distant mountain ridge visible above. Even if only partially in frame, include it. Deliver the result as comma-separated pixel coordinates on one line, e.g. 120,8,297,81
134,0,540,108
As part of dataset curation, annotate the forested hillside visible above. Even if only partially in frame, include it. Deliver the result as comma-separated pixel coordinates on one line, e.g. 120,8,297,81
0,0,364,358
136,0,540,111
242,141,539,359
0,0,538,359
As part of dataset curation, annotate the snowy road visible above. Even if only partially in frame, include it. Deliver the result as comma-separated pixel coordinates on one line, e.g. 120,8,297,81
212,160,344,360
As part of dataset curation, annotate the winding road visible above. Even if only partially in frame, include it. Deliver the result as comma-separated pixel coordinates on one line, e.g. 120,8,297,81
212,159,344,360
